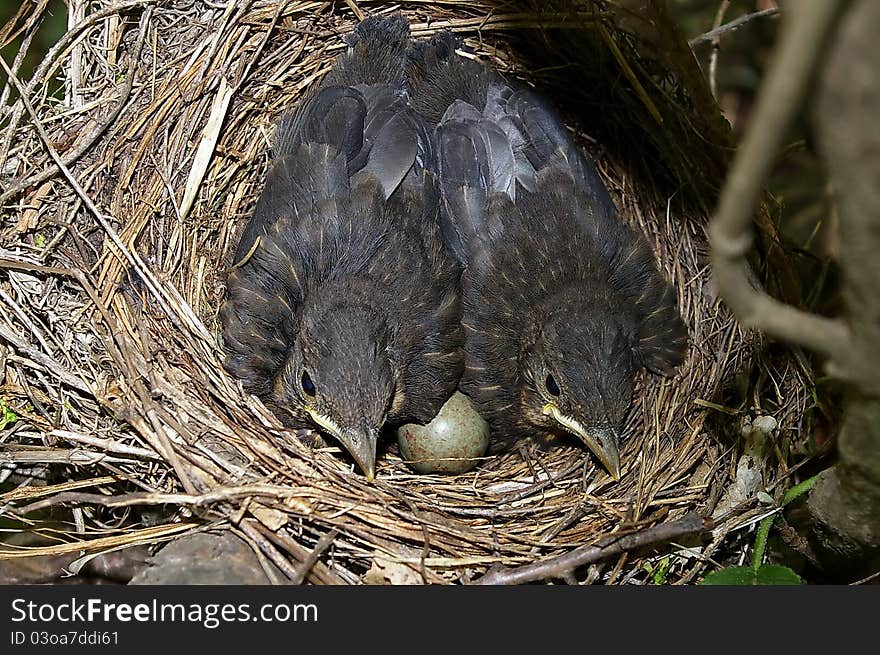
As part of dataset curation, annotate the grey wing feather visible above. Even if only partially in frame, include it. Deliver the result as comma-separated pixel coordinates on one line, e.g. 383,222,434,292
437,107,516,263
356,86,422,198
436,120,489,263
275,86,366,162
486,84,617,221
233,141,350,265
234,86,427,264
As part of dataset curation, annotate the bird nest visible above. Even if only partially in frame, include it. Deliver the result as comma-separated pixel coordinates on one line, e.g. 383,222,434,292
0,0,813,584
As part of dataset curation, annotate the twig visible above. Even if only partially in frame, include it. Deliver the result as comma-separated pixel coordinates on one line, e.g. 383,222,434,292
497,457,584,504
708,1,730,100
48,430,161,460
291,530,338,585
689,7,780,46
239,519,299,582
0,7,153,205
343,0,365,22
13,483,312,514
0,2,43,129
408,12,600,37
0,475,119,502
230,526,286,585
473,513,712,585
597,20,663,125
0,523,196,560
850,569,880,586
707,0,850,371
248,522,346,585
0,448,146,467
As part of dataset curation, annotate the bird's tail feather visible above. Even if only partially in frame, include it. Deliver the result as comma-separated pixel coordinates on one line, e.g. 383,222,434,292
324,13,411,88
406,31,494,124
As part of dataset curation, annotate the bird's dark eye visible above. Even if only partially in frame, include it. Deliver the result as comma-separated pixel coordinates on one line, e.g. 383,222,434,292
545,374,560,397
301,371,316,396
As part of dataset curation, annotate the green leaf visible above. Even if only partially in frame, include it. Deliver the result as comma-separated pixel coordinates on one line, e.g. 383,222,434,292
648,556,671,585
752,512,775,569
752,475,821,570
781,475,819,506
0,404,18,430
700,566,757,585
701,564,804,585
754,564,804,585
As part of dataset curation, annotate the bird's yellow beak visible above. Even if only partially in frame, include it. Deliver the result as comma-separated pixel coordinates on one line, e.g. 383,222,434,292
542,403,621,481
306,408,378,481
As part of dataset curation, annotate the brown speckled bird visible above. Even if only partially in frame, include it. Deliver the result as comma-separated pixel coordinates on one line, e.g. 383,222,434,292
406,33,688,479
221,16,463,479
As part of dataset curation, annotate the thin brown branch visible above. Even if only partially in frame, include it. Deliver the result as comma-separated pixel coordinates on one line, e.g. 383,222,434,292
48,430,161,460
708,1,730,99
0,448,147,467
239,519,299,582
249,522,346,585
689,7,780,46
0,523,196,560
343,0,365,22
0,7,153,205
13,483,311,514
473,513,711,585
707,0,850,371
291,530,338,585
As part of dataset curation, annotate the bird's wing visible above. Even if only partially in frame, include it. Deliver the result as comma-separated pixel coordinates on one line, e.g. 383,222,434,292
406,31,618,254
354,85,426,198
232,14,424,265
231,90,360,266
435,104,514,263
221,233,302,396
275,86,367,165
317,12,427,199
484,84,618,223
232,86,428,264
232,87,431,289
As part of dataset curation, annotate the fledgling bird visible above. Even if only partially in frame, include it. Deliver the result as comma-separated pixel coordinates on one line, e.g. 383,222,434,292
406,34,688,479
221,16,463,479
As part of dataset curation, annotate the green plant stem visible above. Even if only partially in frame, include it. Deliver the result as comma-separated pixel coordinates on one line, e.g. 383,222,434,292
752,475,820,569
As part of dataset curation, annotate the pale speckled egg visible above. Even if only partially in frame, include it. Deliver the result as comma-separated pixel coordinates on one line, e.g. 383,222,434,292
397,392,490,474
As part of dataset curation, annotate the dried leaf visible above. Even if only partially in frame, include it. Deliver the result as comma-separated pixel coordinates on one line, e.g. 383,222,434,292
249,502,287,531
363,552,423,585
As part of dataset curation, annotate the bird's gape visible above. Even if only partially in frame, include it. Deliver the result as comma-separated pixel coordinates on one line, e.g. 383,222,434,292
540,405,622,482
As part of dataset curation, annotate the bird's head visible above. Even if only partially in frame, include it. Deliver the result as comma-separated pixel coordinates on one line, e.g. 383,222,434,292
272,301,400,480
520,309,639,480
